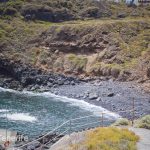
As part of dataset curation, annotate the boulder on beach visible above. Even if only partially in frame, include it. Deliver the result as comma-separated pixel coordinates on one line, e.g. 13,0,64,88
89,93,98,100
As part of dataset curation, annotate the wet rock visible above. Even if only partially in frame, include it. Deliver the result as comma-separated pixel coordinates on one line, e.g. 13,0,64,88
53,84,58,88
107,92,114,97
0,56,80,90
75,95,80,98
54,91,58,95
42,145,49,149
47,82,53,87
57,80,64,85
64,80,70,85
39,86,50,92
31,86,36,91
96,97,101,101
89,93,98,100
36,78,42,84
83,95,88,99
71,81,75,85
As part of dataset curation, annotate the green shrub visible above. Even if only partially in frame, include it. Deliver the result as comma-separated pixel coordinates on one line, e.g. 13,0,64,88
6,0,23,9
67,54,87,71
135,115,150,129
0,7,4,15
112,118,130,126
80,6,100,18
4,7,17,16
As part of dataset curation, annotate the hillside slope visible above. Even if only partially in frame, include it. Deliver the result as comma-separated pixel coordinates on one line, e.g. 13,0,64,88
0,0,149,22
33,18,150,81
0,0,150,91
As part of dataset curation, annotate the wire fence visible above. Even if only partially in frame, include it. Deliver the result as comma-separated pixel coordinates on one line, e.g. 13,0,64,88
0,97,138,150
13,107,136,150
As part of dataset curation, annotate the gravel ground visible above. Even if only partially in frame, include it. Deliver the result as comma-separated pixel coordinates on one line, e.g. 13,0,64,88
50,80,150,119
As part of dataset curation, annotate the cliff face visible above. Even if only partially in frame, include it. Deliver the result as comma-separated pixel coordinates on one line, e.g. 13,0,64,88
24,19,150,82
0,18,150,85
0,1,150,91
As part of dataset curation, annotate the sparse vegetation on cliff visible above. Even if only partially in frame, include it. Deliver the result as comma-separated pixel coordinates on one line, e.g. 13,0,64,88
0,0,150,91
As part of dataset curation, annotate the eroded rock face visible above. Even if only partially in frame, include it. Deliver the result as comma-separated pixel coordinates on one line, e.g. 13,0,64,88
111,68,120,78
147,68,150,78
1,19,150,84
35,21,150,81
0,56,80,90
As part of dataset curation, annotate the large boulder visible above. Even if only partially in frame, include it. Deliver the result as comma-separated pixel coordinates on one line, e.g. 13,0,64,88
89,92,98,100
117,12,127,18
107,92,115,97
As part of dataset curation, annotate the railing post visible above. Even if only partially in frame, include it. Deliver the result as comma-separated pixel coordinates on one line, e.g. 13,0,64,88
101,112,104,127
132,98,135,126
69,119,72,135
42,136,44,145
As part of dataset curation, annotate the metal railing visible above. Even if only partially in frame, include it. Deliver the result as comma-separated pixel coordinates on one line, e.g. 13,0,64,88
14,108,135,150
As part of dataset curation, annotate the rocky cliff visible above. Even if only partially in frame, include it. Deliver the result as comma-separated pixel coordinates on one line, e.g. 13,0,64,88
0,1,150,91
28,19,150,82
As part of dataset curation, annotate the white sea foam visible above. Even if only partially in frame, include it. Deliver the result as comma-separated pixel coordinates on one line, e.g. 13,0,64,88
0,87,120,119
0,87,17,93
0,109,9,113
3,113,37,122
40,92,120,119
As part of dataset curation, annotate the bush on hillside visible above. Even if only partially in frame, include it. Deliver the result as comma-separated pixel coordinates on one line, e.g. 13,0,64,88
4,7,17,16
0,7,3,15
112,118,130,126
54,8,74,22
21,4,73,22
80,6,100,18
135,115,150,129
21,4,54,21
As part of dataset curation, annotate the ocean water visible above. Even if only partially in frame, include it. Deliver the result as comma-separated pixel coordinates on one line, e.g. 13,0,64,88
0,87,119,139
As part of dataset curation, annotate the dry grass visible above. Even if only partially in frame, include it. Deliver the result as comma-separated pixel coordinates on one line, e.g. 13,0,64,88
70,127,139,150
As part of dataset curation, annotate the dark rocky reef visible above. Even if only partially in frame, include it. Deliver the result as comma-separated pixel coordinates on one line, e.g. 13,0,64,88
0,55,80,91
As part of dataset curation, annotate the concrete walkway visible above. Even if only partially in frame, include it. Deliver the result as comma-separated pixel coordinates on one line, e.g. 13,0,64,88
129,127,150,150
50,131,86,150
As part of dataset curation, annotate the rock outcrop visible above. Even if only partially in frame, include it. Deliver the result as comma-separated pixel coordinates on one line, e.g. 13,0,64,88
0,55,80,90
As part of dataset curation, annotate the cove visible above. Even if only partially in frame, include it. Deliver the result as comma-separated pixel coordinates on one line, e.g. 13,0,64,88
0,87,119,139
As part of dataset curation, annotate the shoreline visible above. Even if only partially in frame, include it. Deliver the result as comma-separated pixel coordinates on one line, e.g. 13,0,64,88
0,79,150,119
50,80,150,119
